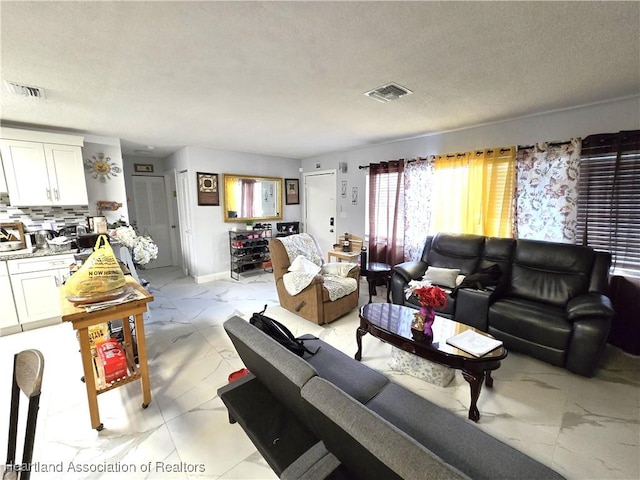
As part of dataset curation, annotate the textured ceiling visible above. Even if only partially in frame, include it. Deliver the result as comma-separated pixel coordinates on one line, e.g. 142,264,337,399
1,1,638,159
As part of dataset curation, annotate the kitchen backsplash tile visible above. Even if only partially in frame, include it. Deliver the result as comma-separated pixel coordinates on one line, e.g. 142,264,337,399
0,192,89,231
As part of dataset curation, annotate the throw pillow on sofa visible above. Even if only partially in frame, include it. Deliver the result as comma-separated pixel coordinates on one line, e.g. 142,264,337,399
422,266,461,288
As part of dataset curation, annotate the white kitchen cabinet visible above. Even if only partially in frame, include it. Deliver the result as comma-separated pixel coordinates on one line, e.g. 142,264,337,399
0,139,88,206
0,261,21,335
0,157,7,193
8,254,74,330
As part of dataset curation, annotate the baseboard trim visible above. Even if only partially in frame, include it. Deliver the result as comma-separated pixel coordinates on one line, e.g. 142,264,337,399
195,271,229,284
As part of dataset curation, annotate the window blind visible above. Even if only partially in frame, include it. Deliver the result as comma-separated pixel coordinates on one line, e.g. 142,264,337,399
576,131,640,275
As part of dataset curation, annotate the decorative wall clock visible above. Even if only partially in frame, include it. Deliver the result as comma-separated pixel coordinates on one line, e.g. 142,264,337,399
84,153,122,182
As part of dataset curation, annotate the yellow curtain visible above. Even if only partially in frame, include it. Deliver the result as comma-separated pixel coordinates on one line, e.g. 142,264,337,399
432,153,470,233
225,177,239,212
477,147,515,237
432,146,515,237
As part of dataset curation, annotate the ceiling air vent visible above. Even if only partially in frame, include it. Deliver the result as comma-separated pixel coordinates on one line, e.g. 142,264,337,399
364,83,413,103
4,81,46,99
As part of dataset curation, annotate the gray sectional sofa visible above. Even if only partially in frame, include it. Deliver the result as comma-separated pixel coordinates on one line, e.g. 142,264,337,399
217,316,565,479
391,233,615,377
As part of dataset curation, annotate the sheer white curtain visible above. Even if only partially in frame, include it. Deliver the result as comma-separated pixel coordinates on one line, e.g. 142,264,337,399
403,157,435,260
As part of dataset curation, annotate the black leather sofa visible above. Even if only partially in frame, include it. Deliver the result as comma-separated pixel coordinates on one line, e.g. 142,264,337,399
391,233,615,377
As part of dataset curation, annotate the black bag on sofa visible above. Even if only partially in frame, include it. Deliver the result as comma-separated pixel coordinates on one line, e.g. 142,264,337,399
451,264,503,297
250,306,319,357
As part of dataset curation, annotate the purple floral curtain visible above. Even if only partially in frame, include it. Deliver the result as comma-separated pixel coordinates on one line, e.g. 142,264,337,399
514,138,581,242
403,157,435,260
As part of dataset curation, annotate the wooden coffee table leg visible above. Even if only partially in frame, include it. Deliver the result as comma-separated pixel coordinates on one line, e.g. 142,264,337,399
355,326,368,361
485,370,494,388
462,370,485,422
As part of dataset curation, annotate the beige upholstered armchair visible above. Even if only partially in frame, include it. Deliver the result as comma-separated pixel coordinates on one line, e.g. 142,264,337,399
269,233,360,325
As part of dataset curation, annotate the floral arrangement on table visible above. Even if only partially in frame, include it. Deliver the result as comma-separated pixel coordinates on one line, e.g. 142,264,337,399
109,225,158,266
406,282,447,339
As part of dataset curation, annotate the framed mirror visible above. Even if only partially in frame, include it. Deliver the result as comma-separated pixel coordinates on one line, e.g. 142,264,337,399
223,174,283,222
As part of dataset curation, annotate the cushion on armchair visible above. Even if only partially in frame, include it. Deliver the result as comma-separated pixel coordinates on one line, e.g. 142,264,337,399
289,255,322,274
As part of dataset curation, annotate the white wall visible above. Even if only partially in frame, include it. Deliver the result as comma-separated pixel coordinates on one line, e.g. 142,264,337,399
165,146,301,281
301,96,640,239
83,135,129,225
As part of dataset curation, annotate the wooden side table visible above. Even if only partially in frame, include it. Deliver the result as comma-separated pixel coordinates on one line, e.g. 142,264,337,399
327,250,361,263
60,276,153,431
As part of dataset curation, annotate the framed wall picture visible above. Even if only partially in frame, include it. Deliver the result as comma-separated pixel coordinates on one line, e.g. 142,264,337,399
285,178,300,205
197,172,220,206
134,163,154,173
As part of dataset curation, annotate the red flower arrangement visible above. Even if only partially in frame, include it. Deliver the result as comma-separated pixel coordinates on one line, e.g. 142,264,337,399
412,285,447,310
407,284,447,337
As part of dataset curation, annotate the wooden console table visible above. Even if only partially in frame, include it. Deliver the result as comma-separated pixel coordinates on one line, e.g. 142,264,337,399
60,276,153,430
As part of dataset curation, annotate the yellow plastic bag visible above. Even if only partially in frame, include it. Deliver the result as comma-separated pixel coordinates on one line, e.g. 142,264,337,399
65,235,126,298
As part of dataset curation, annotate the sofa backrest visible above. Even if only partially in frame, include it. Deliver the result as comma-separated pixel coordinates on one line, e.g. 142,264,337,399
508,239,596,307
590,251,612,294
224,317,318,424
478,237,516,281
424,233,485,275
301,377,470,480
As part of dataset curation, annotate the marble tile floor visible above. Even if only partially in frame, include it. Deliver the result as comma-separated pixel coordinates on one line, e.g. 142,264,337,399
1,266,638,480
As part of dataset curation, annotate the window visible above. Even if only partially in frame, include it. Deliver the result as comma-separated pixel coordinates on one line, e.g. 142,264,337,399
369,170,402,238
367,160,405,265
431,147,515,237
577,131,640,276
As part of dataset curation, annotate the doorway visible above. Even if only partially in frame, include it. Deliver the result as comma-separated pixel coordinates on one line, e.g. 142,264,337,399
176,170,196,277
131,175,173,268
303,171,336,256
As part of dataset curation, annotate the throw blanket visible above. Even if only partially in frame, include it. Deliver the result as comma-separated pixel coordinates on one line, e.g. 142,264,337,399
280,233,324,268
280,233,358,301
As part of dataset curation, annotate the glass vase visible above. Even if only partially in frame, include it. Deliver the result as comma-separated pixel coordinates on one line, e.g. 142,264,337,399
411,308,435,343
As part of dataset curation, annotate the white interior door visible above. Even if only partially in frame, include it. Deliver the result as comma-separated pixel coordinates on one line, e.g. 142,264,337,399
176,170,195,276
132,175,172,268
304,171,336,257
164,170,179,265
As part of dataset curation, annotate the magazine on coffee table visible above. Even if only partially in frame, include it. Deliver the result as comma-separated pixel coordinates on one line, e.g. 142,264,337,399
446,330,503,357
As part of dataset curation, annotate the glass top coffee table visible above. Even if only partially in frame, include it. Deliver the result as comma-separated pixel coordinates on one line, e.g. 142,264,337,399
356,303,507,422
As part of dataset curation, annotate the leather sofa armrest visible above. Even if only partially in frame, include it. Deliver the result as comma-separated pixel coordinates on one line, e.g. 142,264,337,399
390,261,427,305
455,288,495,331
566,293,615,322
565,293,615,377
392,261,428,283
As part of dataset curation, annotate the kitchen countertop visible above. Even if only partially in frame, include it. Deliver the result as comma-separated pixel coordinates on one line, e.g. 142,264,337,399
0,247,77,261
